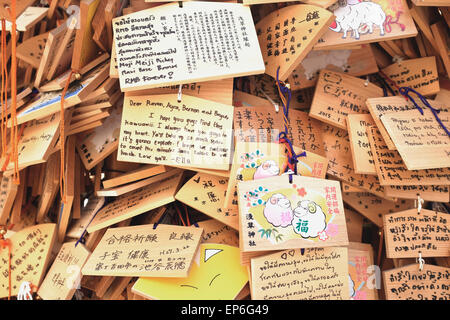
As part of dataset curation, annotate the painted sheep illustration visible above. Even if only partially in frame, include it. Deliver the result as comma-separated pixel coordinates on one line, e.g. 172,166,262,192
330,2,386,40
263,193,293,228
292,200,327,238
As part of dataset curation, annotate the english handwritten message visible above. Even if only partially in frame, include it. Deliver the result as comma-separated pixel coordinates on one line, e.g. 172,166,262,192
119,94,233,170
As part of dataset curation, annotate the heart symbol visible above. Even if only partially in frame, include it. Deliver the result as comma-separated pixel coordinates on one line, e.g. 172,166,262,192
0,224,56,298
281,252,287,260
288,250,295,257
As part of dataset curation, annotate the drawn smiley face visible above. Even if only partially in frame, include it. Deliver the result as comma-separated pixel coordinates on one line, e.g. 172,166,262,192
132,244,248,300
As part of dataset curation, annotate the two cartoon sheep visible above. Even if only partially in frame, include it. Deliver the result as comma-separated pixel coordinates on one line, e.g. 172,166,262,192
264,194,327,238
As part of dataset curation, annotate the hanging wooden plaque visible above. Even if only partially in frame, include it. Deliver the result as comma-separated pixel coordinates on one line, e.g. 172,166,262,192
238,175,348,252
251,247,349,300
384,208,450,259
255,4,334,81
118,94,234,171
380,107,450,171
38,242,91,300
383,264,450,300
82,224,203,277
309,69,383,129
113,2,264,91
175,173,239,230
132,243,248,300
365,96,415,150
0,224,57,298
381,57,440,96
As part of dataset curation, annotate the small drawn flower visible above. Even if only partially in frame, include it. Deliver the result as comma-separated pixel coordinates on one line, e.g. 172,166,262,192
325,223,339,237
318,230,329,241
297,188,307,197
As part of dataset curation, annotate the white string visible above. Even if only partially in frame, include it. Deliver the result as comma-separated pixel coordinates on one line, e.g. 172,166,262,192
259,89,279,113
177,84,182,102
17,281,33,300
364,76,370,87
417,252,425,272
417,195,424,214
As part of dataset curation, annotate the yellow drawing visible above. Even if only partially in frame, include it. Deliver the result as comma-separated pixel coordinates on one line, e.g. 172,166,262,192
132,244,248,300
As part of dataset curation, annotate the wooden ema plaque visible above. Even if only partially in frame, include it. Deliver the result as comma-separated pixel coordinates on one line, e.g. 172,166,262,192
366,96,416,151
82,224,203,277
314,0,417,50
9,113,60,171
343,192,414,227
383,264,450,300
175,172,239,230
347,113,377,175
250,247,349,300
309,69,383,130
132,243,248,300
288,45,379,90
113,2,264,91
322,124,385,198
380,107,450,171
255,4,334,81
348,242,378,300
237,175,348,252
381,57,440,96
87,170,184,233
367,126,450,186
118,94,234,171
0,224,57,298
384,208,450,259
38,242,91,300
